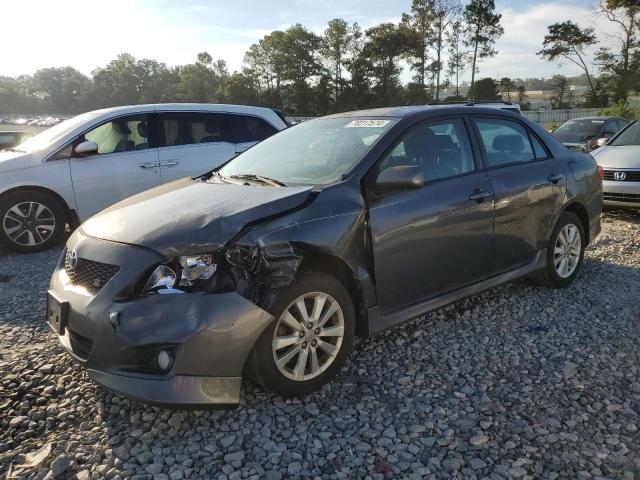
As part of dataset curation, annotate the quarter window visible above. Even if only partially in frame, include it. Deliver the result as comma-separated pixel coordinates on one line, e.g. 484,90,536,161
230,114,277,143
84,115,150,154
161,112,229,147
475,119,535,167
380,119,475,182
530,134,549,159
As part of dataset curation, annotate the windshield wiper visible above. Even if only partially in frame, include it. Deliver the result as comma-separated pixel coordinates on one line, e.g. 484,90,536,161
228,173,286,187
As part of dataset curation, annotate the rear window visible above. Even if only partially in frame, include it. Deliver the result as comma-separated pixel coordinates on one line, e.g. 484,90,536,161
230,114,278,143
160,112,230,147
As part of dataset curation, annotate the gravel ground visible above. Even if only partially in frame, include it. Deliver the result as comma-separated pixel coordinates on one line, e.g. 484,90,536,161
0,210,639,480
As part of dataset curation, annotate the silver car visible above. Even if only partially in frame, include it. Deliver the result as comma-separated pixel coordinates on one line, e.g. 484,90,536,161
592,119,640,208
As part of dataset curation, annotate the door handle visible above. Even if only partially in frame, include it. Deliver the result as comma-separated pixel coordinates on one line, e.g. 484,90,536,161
159,160,179,167
139,162,159,169
547,173,563,184
469,189,493,202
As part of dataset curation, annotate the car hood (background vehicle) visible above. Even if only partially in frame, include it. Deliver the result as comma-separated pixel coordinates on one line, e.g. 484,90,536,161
0,150,38,173
591,145,640,169
552,132,594,144
81,178,314,257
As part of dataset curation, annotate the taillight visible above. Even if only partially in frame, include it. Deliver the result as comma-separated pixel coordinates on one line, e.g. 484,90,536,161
597,164,604,180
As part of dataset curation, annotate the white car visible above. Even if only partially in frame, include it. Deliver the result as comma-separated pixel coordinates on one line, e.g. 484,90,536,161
0,104,288,252
591,119,640,208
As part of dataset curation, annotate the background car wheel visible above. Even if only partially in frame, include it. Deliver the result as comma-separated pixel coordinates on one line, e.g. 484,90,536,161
0,190,66,253
532,211,586,288
246,271,355,397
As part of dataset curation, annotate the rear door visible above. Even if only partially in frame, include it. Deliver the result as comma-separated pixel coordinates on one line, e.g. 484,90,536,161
471,116,566,275
157,111,235,183
367,117,495,313
230,114,279,153
69,114,161,219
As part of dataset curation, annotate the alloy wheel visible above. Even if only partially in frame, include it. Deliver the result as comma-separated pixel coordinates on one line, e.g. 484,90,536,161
553,223,581,278
2,201,56,247
272,292,345,381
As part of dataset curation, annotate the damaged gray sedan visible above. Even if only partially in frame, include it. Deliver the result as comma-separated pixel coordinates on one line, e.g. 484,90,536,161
47,105,602,406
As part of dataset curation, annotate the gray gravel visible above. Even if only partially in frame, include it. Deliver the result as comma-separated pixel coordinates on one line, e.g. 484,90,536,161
1,210,639,479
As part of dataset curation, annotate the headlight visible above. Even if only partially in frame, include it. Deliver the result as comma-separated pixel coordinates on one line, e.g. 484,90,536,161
178,254,217,286
143,265,177,292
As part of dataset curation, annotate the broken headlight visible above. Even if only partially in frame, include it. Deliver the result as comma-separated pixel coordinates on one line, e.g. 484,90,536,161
143,265,178,292
178,254,217,286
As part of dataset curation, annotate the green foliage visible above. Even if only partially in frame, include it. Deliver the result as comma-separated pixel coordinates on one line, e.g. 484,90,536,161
463,0,504,92
468,77,499,100
600,100,640,119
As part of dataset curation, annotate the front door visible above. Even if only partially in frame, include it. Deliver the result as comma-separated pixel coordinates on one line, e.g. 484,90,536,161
471,116,566,274
367,118,495,314
69,114,161,220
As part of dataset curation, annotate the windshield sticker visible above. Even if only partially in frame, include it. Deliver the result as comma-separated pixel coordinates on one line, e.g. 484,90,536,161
345,120,390,128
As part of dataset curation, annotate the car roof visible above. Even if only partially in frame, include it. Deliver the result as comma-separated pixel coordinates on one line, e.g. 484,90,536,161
565,116,619,121
322,104,522,119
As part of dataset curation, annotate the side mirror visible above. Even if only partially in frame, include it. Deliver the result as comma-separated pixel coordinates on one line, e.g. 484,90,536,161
375,165,424,193
75,140,98,156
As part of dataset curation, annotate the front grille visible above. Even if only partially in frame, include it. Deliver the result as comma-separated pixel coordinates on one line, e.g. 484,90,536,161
64,253,119,295
67,329,93,360
603,192,640,203
603,170,640,182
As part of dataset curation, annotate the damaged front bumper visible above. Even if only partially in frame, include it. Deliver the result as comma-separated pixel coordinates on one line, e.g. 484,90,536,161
48,230,274,407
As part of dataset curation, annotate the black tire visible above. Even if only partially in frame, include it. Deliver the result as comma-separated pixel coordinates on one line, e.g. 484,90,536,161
0,190,66,253
532,211,586,288
246,271,355,397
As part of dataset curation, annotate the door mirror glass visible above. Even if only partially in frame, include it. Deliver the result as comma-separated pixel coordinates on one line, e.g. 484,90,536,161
376,166,424,193
74,140,98,156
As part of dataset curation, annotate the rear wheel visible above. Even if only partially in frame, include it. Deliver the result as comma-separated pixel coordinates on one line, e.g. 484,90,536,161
246,272,355,397
0,190,66,253
532,211,585,288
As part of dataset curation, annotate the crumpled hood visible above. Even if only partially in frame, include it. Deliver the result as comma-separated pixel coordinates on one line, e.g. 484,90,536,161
81,177,314,256
591,145,640,169
552,132,595,144
0,150,37,173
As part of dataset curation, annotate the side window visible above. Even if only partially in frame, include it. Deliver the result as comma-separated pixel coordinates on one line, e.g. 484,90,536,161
603,119,617,135
230,114,277,143
474,119,535,168
161,112,229,147
379,119,475,182
617,119,629,131
530,134,549,159
84,115,149,154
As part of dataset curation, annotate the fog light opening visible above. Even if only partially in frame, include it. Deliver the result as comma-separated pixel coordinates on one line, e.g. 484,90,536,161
156,350,173,371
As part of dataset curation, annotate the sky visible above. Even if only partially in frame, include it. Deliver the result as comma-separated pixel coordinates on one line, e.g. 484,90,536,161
1,0,621,82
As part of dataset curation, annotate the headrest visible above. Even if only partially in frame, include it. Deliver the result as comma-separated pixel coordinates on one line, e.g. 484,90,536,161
404,128,437,157
493,134,524,153
434,134,455,150
113,121,131,135
205,121,219,134
137,122,149,138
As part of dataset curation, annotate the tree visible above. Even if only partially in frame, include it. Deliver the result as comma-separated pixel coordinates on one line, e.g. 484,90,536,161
430,0,462,100
446,19,468,97
177,52,227,103
361,23,409,106
31,67,92,112
463,0,504,96
550,75,569,109
594,0,640,102
468,77,499,100
538,21,601,106
498,77,516,101
322,19,352,102
516,86,528,108
401,0,433,88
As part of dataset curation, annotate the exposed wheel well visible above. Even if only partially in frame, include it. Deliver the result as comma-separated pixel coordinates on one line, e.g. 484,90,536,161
0,186,79,228
298,252,369,338
563,202,590,244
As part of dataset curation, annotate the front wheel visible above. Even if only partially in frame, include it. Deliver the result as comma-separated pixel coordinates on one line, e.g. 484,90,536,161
0,190,66,253
246,272,355,397
532,211,585,288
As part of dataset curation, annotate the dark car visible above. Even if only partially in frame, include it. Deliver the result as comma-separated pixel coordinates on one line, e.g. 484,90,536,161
552,116,629,152
0,131,34,150
47,106,602,407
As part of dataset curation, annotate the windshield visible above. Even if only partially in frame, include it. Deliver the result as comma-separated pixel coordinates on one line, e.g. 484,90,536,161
610,120,640,146
555,119,604,135
18,112,101,152
218,117,396,186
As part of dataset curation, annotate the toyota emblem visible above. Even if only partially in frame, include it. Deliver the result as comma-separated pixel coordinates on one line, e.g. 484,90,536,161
614,171,627,181
67,249,78,270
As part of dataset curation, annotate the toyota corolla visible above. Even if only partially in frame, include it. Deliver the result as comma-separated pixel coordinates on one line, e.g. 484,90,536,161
47,106,602,407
